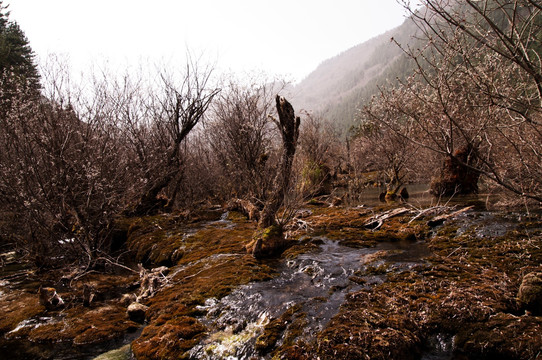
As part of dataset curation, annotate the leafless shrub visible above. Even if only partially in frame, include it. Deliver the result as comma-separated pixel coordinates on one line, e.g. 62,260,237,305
206,77,284,203
365,0,542,202
0,57,220,267
297,112,342,197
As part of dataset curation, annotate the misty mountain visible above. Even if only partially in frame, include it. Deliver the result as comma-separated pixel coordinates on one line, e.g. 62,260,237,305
290,16,419,135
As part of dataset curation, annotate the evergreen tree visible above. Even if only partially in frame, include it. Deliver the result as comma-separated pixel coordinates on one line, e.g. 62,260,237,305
0,1,40,93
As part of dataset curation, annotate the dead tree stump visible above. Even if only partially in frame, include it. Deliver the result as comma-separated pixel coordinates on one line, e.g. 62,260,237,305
247,96,300,259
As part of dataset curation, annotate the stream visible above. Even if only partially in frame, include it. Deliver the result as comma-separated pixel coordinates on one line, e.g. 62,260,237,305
189,237,431,359
2,205,525,360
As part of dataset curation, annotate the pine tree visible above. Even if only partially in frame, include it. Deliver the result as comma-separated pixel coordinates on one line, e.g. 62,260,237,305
0,1,40,93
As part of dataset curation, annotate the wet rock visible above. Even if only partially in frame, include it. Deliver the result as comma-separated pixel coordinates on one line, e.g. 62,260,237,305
38,286,64,310
127,302,148,323
517,272,542,315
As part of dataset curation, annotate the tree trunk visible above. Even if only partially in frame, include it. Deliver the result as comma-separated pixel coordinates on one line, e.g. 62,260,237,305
248,96,300,259
258,95,300,229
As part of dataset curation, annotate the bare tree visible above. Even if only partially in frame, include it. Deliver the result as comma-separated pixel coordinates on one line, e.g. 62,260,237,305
207,78,277,202
354,107,424,197
129,63,220,215
0,59,132,267
298,113,341,197
0,57,221,268
368,0,542,202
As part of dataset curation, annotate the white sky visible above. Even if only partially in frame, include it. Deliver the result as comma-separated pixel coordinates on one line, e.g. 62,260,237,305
8,0,410,83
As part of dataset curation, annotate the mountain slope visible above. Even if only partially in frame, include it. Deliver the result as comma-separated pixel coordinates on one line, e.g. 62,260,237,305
291,16,418,134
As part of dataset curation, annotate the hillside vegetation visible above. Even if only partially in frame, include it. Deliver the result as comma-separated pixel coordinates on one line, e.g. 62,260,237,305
292,15,419,134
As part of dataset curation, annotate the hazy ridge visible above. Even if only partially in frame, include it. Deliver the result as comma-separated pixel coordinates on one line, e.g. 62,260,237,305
291,16,418,134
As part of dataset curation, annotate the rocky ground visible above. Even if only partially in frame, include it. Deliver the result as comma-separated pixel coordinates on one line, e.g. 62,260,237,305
1,202,541,359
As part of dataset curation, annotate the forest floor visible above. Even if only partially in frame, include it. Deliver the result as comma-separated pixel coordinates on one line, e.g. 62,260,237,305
1,200,541,360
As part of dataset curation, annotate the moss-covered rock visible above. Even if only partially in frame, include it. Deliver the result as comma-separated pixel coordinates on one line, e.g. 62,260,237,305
94,344,132,360
517,272,542,315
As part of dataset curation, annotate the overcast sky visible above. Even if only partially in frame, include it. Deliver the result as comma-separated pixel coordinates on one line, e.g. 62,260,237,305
8,0,410,83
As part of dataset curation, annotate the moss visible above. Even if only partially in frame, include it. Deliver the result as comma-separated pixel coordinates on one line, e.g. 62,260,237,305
310,207,425,249
126,210,257,267
71,273,139,303
5,204,542,359
0,292,45,335
27,304,139,345
255,304,304,355
247,225,291,259
517,272,542,314
348,275,367,284
303,206,542,359
364,264,389,275
133,252,276,359
226,210,249,222
273,344,312,360
307,198,326,206
132,316,205,360
281,240,318,260
455,313,542,360
125,214,182,265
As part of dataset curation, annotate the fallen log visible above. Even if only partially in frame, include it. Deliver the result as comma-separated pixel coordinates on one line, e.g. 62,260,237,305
427,205,474,227
364,207,411,230
226,198,260,221
408,205,448,224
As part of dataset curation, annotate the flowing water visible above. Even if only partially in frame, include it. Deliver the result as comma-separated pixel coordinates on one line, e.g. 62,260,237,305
189,237,431,359
2,205,521,360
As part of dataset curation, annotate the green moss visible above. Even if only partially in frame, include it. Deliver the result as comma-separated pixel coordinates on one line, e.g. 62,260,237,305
259,225,282,240
307,198,326,206
226,211,249,222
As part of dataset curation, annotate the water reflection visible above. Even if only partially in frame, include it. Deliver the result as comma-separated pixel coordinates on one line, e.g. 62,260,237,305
347,184,494,210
